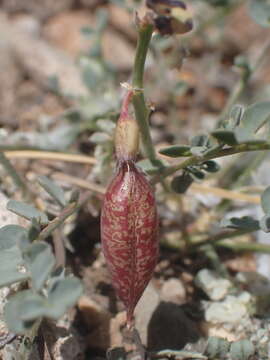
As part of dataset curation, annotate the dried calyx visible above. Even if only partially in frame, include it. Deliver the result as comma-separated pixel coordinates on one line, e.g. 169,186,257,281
101,90,159,328
114,90,139,162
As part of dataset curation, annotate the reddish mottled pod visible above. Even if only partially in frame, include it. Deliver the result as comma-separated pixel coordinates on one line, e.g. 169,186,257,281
101,91,159,328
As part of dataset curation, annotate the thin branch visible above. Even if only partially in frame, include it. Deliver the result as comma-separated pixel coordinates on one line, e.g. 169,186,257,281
4,150,96,165
190,183,260,204
190,228,258,250
38,192,92,241
151,142,270,184
52,172,106,194
216,241,270,253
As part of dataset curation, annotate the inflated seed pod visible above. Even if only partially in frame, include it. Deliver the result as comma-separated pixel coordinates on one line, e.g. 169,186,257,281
100,91,159,328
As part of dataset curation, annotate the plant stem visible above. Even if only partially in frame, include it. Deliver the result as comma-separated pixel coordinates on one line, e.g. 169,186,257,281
152,142,270,184
39,192,91,241
216,241,270,253
162,226,267,254
201,244,229,278
190,227,259,251
132,23,157,163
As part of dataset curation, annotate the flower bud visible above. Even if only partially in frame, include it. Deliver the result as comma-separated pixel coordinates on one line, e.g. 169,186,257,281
101,161,158,328
146,0,193,35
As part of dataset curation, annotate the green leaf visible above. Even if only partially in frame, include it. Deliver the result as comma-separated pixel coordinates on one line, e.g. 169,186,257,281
0,225,28,250
190,146,206,157
202,160,220,173
4,277,82,333
23,242,55,291
107,347,126,360
171,173,193,194
80,26,95,36
234,55,250,71
38,175,67,207
211,130,238,145
261,186,270,214
204,0,230,6
249,0,270,27
189,168,205,180
0,246,29,288
97,119,116,133
229,104,244,128
89,132,111,144
221,216,260,231
240,101,270,134
27,219,41,242
230,339,255,360
4,290,43,333
205,336,230,358
7,200,48,225
190,134,209,147
235,136,267,145
159,145,191,157
46,277,83,319
259,215,270,233
96,8,109,32
137,159,164,175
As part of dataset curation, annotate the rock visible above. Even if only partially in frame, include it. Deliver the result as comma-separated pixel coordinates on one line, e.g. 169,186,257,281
108,4,136,41
110,311,126,348
0,16,22,127
224,4,267,51
205,293,252,325
2,0,74,20
102,31,135,70
195,269,232,301
10,14,41,36
0,13,88,101
43,10,135,70
78,296,111,351
236,272,270,317
134,282,160,345
43,11,93,58
147,302,200,351
160,278,186,304
80,0,106,8
41,318,85,360
0,13,87,97
0,192,22,227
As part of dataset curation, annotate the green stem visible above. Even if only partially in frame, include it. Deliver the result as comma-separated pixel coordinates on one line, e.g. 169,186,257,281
201,244,229,278
39,192,91,241
132,24,157,163
190,227,258,250
162,226,267,254
152,142,270,184
216,241,270,253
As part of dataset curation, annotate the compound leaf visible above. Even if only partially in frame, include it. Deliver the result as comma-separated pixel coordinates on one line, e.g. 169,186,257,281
38,175,66,207
7,200,48,225
23,242,55,291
